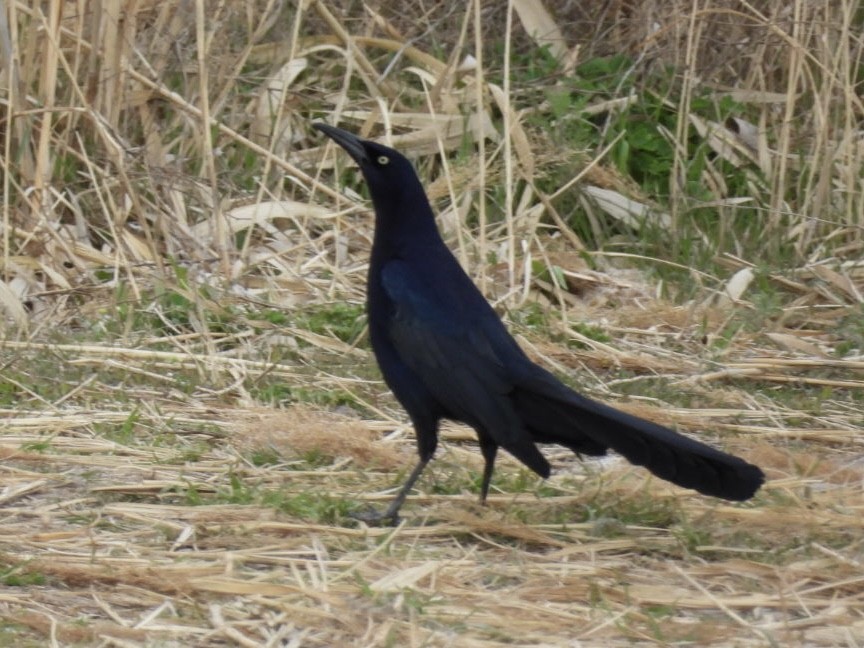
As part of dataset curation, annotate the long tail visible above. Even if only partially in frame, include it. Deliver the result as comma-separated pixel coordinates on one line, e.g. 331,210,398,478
513,382,764,501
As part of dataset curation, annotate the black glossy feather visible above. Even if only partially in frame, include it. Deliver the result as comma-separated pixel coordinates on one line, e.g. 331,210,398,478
313,122,764,522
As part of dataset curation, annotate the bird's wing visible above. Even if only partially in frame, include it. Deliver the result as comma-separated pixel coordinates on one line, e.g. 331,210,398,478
380,258,510,413
380,259,548,474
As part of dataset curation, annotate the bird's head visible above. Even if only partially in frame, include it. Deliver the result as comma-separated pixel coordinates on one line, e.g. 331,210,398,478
313,123,432,227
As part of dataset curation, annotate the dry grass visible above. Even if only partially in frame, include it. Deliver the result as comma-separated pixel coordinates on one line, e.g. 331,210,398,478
0,0,863,646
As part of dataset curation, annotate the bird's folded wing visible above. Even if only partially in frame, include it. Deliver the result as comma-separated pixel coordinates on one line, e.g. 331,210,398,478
380,259,523,445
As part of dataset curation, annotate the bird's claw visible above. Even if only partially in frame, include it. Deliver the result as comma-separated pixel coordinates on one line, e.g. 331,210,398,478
349,507,402,526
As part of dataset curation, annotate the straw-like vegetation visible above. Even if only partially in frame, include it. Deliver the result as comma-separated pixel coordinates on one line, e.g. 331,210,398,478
1,0,863,645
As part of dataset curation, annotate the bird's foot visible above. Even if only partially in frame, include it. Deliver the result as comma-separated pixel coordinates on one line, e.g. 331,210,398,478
349,507,402,526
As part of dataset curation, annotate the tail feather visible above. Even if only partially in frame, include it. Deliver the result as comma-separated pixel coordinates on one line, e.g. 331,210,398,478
513,387,764,501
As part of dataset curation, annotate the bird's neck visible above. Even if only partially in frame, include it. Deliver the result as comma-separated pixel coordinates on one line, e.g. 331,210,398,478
370,187,443,257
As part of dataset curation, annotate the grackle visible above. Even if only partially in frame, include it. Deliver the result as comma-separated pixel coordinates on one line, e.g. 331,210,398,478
314,123,764,524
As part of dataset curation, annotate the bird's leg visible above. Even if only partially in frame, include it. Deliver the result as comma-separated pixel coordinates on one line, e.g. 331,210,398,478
478,441,498,505
351,458,429,526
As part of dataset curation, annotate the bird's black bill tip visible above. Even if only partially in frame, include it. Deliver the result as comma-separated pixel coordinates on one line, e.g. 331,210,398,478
313,122,368,164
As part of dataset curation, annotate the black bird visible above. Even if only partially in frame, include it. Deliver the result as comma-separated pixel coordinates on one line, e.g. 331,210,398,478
314,123,764,524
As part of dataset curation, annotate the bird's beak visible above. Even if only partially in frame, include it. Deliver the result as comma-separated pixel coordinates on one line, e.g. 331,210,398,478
313,123,369,165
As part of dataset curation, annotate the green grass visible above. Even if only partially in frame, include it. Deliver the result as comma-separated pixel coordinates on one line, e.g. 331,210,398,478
0,563,48,587
491,49,814,293
174,471,356,525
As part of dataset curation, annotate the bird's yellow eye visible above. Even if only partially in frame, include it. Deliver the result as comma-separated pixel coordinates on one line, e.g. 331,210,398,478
377,155,390,165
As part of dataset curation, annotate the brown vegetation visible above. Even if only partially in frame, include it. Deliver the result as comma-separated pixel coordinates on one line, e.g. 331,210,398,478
0,1,862,645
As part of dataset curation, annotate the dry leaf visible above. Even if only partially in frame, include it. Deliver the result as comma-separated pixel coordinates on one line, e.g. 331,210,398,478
723,267,755,302
512,0,568,61
583,185,670,230
252,57,308,147
690,114,759,168
725,117,760,151
191,200,332,240
810,265,863,303
369,562,442,592
0,278,29,328
765,332,827,357
487,83,535,178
